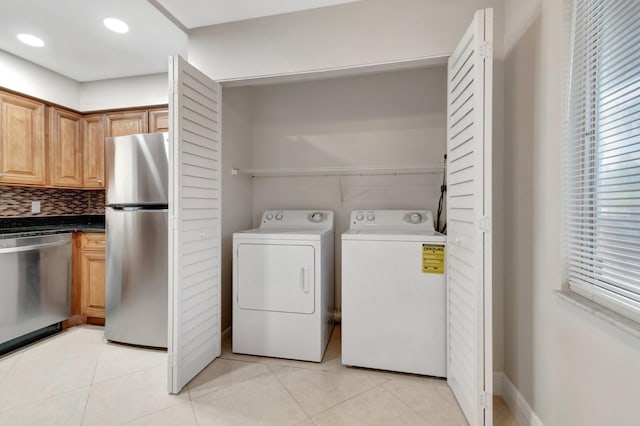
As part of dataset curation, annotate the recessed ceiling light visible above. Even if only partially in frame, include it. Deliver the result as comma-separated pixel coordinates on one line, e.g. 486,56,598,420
17,33,44,47
103,18,129,34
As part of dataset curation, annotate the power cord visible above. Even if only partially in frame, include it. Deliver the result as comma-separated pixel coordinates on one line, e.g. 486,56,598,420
436,154,447,234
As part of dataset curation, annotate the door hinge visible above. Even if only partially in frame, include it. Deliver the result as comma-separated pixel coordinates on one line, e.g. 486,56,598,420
478,216,492,233
479,391,489,409
170,80,178,94
479,41,492,59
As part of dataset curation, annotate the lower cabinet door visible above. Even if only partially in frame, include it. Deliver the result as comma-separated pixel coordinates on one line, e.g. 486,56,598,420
80,249,106,318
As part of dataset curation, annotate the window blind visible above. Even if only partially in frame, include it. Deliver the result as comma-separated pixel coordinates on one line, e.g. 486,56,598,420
566,0,640,323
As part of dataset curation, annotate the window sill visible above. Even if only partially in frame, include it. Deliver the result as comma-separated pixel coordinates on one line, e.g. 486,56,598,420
554,290,640,339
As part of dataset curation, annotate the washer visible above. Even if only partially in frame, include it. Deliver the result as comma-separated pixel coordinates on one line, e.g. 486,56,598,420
342,210,446,377
233,210,334,362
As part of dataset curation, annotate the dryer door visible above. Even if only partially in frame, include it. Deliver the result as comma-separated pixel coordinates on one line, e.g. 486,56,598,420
237,243,315,314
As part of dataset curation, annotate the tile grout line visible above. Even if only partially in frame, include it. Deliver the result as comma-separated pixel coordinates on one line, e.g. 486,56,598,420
326,377,391,414
0,332,104,417
267,363,314,423
307,383,386,422
91,358,166,386
79,334,104,426
381,380,436,424
280,365,393,423
186,384,200,426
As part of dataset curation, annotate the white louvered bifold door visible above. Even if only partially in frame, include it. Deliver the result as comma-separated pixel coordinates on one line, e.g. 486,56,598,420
446,9,493,426
168,55,222,394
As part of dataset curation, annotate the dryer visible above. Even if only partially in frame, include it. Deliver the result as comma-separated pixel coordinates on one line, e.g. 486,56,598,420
342,210,446,377
233,210,334,362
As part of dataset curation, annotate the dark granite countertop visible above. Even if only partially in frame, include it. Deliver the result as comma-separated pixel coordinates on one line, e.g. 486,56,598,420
0,215,105,239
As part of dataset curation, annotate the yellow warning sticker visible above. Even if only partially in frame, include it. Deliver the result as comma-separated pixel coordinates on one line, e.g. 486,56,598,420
422,244,445,274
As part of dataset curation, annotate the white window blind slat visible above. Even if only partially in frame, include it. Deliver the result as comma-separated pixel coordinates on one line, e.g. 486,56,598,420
566,0,640,324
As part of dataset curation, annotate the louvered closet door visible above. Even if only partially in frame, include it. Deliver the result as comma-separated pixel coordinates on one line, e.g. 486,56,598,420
168,55,222,394
446,9,493,426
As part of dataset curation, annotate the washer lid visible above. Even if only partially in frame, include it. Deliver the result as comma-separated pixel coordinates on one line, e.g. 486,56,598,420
342,228,445,243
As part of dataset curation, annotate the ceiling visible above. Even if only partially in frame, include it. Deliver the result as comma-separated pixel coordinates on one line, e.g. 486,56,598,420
156,0,361,29
0,0,187,82
0,0,361,82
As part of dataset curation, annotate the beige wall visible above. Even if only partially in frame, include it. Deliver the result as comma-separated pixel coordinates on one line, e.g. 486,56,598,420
503,0,640,424
249,67,448,309
0,50,168,111
80,74,169,111
188,0,503,81
0,49,81,109
219,87,254,331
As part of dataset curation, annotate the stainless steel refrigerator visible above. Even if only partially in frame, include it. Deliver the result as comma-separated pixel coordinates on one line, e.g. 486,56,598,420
105,132,169,348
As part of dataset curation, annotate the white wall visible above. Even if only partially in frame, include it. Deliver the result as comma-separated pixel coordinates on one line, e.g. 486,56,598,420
0,50,168,111
503,0,640,424
188,0,503,81
80,73,168,111
219,87,254,331
248,67,447,309
0,49,81,109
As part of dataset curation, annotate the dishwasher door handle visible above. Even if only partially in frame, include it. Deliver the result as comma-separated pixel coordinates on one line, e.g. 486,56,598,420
0,240,71,254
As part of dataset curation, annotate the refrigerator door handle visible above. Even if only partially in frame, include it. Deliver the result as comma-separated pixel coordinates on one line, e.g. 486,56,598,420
108,206,143,211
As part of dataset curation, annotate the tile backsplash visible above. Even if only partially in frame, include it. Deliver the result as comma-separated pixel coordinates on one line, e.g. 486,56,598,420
0,185,105,217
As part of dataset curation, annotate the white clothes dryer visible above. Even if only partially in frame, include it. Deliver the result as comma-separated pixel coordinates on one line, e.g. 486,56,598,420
342,210,446,377
233,210,334,362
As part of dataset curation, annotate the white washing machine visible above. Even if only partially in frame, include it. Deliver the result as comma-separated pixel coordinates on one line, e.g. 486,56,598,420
342,210,446,377
233,210,334,362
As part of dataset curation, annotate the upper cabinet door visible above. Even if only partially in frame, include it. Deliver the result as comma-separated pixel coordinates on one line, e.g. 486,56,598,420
149,108,169,133
83,114,106,189
446,8,493,426
105,110,148,137
50,107,83,188
0,91,46,186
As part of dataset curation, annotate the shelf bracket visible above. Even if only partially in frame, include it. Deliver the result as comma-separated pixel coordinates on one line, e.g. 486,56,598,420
338,175,345,205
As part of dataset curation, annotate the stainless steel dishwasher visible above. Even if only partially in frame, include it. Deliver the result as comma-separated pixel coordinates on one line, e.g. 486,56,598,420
0,233,72,349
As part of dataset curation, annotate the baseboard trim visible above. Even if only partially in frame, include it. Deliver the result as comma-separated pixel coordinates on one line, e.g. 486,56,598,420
493,371,504,396
494,371,543,426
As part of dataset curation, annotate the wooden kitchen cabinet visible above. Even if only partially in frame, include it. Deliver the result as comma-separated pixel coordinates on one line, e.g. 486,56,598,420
73,233,106,322
106,110,148,137
50,107,83,187
0,91,46,185
82,114,105,188
149,108,169,132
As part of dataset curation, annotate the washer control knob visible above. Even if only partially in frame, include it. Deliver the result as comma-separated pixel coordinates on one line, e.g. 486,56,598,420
310,212,324,222
275,213,283,220
367,213,375,222
409,213,423,223
266,213,274,220
355,214,365,221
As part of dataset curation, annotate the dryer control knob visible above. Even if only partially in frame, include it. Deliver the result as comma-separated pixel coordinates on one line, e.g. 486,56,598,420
355,214,364,221
367,213,375,221
275,213,283,220
266,213,274,220
310,212,324,222
409,213,423,223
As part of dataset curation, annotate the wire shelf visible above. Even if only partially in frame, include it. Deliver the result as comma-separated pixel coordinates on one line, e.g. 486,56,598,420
231,164,445,178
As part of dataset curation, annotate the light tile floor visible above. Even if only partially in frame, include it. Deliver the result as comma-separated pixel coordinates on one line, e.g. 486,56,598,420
0,325,517,425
